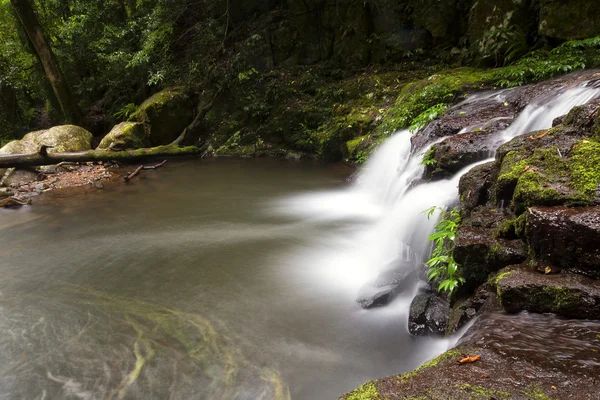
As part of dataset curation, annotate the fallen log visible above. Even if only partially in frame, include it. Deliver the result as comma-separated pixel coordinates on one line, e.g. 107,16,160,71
0,145,201,169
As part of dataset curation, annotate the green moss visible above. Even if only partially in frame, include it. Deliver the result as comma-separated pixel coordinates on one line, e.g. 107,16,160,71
542,286,581,311
489,269,514,286
376,68,495,137
342,382,381,400
568,139,600,199
399,349,463,383
524,385,554,400
514,212,528,238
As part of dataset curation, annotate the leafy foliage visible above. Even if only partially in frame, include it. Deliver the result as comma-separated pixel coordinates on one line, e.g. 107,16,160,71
409,103,448,133
419,148,436,166
424,207,464,295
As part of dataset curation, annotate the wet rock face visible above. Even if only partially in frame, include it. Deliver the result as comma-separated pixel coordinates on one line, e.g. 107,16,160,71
459,161,496,210
425,129,498,180
408,292,449,335
446,284,497,335
496,267,600,319
412,97,516,150
454,219,527,291
527,206,600,279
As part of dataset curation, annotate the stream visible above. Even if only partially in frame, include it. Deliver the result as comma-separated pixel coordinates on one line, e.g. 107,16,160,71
1,73,599,400
0,159,452,400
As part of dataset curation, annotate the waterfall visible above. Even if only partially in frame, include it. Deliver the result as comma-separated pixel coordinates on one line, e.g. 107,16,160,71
273,78,600,298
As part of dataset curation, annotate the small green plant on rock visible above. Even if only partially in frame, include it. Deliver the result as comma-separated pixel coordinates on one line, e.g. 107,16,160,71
424,207,464,295
419,148,436,166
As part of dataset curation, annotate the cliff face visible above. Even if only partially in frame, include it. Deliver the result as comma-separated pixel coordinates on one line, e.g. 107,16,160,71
226,0,600,69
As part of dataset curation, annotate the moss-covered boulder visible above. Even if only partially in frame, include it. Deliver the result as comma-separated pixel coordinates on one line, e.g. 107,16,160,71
0,125,93,155
495,266,600,319
538,0,600,40
98,122,148,150
132,87,194,146
526,206,600,279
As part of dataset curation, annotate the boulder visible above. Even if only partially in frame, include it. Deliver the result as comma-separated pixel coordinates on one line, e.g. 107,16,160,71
425,130,497,180
0,125,93,155
496,267,600,319
98,122,148,150
526,206,600,279
3,169,38,187
539,0,600,40
356,267,419,309
408,292,450,335
446,284,497,334
131,87,194,146
454,224,527,291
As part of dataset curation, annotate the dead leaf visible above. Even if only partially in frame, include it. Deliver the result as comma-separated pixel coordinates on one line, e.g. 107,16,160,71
457,355,481,364
536,131,549,139
551,386,557,390
481,373,489,379
545,266,552,274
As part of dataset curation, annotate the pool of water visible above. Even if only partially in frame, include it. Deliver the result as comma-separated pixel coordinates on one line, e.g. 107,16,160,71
0,158,449,400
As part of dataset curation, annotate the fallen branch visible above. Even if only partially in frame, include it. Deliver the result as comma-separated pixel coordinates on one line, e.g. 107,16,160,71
171,88,222,146
124,160,167,182
0,145,200,169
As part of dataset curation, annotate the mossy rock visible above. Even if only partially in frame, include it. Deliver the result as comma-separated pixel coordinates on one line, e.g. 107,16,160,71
98,122,149,150
496,266,600,319
0,125,93,155
539,0,600,40
131,87,194,146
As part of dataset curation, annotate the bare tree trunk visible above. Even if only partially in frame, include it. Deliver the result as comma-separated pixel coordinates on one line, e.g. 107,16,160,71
10,0,81,124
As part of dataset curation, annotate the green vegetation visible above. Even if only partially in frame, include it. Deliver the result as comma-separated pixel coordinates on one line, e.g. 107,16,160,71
342,382,382,400
568,139,600,198
424,207,464,295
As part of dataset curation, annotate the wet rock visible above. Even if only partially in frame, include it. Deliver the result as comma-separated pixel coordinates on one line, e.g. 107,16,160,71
98,122,149,150
496,267,600,319
356,268,418,309
446,284,497,335
425,130,497,180
412,96,516,150
454,224,527,291
35,183,48,192
408,292,450,336
132,87,194,146
4,169,38,187
526,206,600,279
458,161,496,211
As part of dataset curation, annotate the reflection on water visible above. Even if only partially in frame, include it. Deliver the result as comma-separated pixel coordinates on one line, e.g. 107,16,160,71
0,159,450,399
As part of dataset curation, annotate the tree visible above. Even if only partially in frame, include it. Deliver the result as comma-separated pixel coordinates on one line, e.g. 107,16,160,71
9,0,81,124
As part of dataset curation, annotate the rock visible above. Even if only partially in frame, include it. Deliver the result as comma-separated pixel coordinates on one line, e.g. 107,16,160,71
132,87,194,146
356,267,419,309
496,267,600,319
459,161,496,211
539,0,600,40
412,95,515,150
0,125,93,155
98,122,149,150
35,183,48,192
408,292,450,335
3,169,38,187
526,206,600,279
468,0,533,60
425,130,497,180
0,187,12,197
446,284,497,335
454,224,527,291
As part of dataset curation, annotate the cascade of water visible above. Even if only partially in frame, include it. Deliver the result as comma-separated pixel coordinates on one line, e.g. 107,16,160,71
273,79,600,296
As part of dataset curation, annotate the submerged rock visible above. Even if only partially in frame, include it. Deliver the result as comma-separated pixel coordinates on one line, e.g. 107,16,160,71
98,122,148,150
408,292,449,335
496,266,600,319
526,206,600,279
132,87,194,146
356,268,418,309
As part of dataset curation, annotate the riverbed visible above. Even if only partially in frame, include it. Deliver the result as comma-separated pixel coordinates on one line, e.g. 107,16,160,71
0,158,450,399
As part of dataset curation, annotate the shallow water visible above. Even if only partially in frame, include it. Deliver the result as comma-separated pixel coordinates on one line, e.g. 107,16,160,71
0,158,451,400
